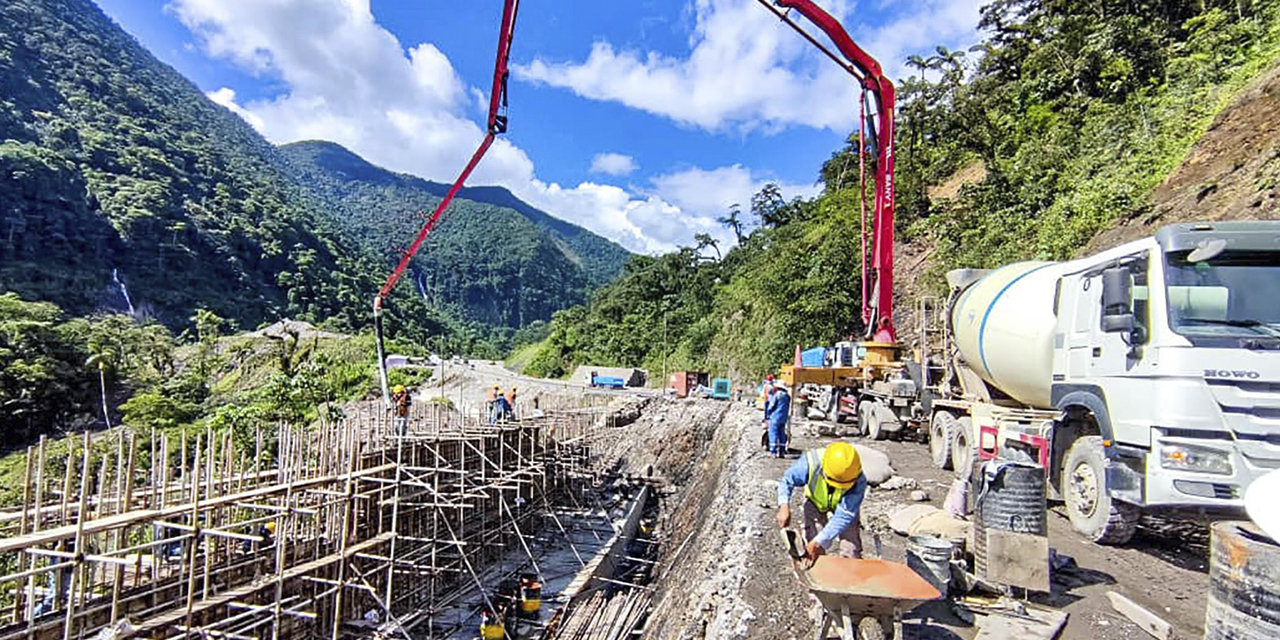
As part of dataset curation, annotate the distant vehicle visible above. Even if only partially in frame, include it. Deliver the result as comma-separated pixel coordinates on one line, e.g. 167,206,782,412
711,378,731,400
590,372,626,389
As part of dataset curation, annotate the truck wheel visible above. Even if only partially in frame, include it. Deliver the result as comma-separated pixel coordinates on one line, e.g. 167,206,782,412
930,412,956,470
856,401,872,437
950,417,975,478
825,390,842,423
865,402,889,441
1063,436,1139,544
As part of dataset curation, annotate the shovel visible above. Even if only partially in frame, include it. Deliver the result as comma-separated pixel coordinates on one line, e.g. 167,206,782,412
780,528,816,570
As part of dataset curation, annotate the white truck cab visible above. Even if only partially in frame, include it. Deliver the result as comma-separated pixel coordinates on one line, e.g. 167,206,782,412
939,221,1280,543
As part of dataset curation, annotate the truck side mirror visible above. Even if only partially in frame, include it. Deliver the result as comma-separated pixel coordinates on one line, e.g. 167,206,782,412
1101,267,1134,333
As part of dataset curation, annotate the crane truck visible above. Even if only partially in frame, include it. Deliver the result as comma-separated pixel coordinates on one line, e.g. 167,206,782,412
920,221,1280,544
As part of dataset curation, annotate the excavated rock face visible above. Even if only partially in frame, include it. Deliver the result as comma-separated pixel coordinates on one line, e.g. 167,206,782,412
1086,62,1280,253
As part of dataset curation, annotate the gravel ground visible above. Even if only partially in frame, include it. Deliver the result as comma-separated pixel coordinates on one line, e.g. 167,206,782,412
418,366,1213,640
633,402,1212,640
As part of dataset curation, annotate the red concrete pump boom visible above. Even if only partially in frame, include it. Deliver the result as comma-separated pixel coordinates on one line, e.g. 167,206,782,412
373,1,894,403
758,0,897,340
372,0,521,405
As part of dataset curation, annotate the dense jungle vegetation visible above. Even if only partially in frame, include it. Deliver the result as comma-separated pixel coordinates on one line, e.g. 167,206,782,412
0,0,629,444
524,0,1280,381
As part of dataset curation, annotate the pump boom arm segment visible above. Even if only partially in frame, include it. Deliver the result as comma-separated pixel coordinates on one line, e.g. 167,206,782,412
372,0,521,405
760,0,897,339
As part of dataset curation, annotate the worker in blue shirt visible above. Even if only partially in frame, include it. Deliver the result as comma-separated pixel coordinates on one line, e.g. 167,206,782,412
776,441,867,560
765,383,791,457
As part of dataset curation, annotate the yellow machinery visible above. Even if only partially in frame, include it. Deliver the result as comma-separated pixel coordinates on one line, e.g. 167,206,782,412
779,342,901,387
775,341,922,440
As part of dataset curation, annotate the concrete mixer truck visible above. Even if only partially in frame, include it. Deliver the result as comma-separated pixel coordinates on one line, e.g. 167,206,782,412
920,221,1280,544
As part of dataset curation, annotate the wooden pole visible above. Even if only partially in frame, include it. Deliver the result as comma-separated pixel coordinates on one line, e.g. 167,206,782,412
12,446,34,620
61,432,92,640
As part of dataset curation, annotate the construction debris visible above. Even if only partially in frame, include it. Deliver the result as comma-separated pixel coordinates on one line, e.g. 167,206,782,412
1107,591,1175,640
852,445,895,485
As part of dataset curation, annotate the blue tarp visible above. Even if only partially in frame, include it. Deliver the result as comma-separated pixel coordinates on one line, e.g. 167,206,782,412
801,346,827,368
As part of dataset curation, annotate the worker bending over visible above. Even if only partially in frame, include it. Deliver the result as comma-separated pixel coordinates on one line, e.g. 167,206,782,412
776,441,867,560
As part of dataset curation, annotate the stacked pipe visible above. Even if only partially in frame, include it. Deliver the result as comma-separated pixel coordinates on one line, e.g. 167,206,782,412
542,590,651,640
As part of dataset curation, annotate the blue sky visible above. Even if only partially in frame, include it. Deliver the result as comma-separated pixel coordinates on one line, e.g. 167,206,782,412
94,0,982,253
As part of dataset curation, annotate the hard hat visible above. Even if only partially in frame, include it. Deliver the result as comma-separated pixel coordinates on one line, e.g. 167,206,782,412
821,442,862,489
766,374,775,382
393,385,405,393
265,522,277,534
494,384,500,389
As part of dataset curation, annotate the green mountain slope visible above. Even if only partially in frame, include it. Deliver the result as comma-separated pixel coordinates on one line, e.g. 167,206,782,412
278,141,630,328
0,0,626,347
0,0,366,329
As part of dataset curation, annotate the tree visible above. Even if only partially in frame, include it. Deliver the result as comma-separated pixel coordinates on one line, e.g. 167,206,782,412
751,184,791,228
85,348,117,429
717,204,745,245
693,233,721,261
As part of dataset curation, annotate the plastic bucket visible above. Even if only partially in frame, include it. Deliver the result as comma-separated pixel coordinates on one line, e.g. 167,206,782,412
906,535,953,598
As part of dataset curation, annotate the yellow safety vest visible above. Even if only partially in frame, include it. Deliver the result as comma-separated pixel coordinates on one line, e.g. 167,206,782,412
803,449,847,514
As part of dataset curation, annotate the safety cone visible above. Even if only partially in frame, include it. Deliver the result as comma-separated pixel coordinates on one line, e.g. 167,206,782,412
794,344,803,368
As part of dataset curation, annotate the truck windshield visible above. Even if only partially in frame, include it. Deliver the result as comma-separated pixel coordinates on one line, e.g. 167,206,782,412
1165,250,1280,339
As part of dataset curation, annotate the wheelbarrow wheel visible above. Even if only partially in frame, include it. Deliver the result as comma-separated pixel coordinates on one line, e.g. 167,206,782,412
855,615,894,640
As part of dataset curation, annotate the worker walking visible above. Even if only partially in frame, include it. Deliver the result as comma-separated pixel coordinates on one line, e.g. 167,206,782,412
487,385,501,423
765,383,791,457
505,386,518,421
391,384,412,435
776,441,867,560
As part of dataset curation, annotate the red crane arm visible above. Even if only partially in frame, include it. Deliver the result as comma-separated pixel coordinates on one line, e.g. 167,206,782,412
765,0,897,339
375,0,521,305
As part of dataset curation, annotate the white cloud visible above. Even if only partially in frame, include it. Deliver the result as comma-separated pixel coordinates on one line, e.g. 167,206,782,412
513,0,982,132
165,0,855,256
589,153,638,176
206,87,264,130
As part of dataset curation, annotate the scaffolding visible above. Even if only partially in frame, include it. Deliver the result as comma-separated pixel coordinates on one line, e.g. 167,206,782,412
0,402,617,640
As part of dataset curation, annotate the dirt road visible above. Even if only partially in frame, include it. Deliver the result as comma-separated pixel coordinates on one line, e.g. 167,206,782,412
633,400,1211,640
411,365,1213,640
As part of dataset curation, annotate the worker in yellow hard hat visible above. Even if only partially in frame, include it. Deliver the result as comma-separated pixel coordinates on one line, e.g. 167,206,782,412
776,441,867,560
391,384,411,435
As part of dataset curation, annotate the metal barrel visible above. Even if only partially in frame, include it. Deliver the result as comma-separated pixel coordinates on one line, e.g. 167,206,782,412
1204,521,1280,640
973,462,1046,580
906,535,954,598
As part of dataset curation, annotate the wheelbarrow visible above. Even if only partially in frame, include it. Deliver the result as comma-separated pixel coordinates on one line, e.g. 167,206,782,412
782,529,940,640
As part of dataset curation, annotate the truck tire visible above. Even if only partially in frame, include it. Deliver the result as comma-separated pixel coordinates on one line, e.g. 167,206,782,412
824,389,842,423
930,412,956,470
866,402,889,441
856,401,872,437
950,417,975,478
1063,436,1140,545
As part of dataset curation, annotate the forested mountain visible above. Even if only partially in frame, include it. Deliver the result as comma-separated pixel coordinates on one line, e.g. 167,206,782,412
0,0,369,330
525,0,1280,381
0,0,627,342
279,141,630,328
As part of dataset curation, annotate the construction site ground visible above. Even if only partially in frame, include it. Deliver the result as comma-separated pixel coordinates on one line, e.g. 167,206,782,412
407,365,1212,639
563,395,1208,640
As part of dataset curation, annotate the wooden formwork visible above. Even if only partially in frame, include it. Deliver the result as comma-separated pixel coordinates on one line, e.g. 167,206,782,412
0,403,609,639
